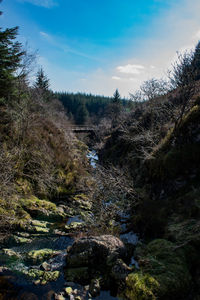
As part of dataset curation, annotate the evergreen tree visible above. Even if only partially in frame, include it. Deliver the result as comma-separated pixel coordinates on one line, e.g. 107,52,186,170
35,67,50,91
113,89,121,103
0,26,24,99
76,103,89,125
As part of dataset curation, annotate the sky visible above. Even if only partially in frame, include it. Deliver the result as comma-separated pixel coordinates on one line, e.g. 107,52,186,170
1,0,200,97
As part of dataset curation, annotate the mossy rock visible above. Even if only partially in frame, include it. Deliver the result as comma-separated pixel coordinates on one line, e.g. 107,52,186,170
72,194,92,211
5,234,32,247
21,219,52,234
2,249,21,260
19,196,65,221
123,239,191,299
26,249,59,265
64,221,84,232
121,272,159,300
26,268,60,284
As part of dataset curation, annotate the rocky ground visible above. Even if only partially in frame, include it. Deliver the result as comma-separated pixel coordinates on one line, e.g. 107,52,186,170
0,184,138,300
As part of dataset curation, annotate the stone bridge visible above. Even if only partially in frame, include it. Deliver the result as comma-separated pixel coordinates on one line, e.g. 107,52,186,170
68,126,98,132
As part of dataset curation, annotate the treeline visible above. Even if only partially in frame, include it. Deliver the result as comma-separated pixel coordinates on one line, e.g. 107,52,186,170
56,91,132,125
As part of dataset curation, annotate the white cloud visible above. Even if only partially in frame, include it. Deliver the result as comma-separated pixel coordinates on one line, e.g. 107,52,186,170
19,0,58,8
112,76,121,80
129,77,137,82
117,64,145,75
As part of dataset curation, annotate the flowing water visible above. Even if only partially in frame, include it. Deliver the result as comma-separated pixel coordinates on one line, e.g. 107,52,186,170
87,150,98,168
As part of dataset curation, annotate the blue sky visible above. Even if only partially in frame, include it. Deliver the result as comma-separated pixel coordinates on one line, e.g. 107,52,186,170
1,0,200,96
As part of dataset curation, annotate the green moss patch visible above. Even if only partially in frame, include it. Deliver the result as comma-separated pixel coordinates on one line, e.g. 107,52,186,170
19,196,65,221
26,269,60,284
123,239,191,299
26,248,59,265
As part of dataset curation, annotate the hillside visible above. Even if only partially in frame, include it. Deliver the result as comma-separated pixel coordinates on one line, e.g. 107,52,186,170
98,83,200,298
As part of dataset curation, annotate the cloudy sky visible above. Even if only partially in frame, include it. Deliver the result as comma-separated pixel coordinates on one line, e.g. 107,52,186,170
1,0,200,97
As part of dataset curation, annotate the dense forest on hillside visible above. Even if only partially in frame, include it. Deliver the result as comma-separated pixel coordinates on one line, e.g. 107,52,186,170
0,3,200,300
56,91,132,125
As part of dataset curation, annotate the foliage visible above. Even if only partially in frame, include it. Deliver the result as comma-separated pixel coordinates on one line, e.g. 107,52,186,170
0,24,91,233
0,26,25,99
122,272,159,300
56,91,131,125
130,78,170,102
126,239,191,299
87,165,136,234
113,88,121,103
34,67,50,91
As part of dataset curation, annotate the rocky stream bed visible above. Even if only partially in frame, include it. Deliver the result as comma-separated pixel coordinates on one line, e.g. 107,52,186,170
0,150,138,300
0,214,138,299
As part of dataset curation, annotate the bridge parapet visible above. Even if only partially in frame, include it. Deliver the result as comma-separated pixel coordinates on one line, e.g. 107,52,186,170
67,126,98,132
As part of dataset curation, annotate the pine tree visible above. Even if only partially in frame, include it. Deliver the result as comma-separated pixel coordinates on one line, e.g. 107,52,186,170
113,89,121,103
0,26,24,99
76,103,89,125
35,67,50,91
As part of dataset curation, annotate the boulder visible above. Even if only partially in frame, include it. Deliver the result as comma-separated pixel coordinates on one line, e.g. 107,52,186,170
2,249,21,259
66,235,126,269
111,259,132,281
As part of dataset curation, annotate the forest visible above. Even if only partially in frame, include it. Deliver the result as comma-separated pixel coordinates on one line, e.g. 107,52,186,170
56,91,132,125
0,2,200,300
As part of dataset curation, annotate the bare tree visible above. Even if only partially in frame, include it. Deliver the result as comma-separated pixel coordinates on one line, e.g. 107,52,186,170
168,50,199,127
87,165,137,234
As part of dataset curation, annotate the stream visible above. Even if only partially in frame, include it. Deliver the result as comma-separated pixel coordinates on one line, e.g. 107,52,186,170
0,150,138,300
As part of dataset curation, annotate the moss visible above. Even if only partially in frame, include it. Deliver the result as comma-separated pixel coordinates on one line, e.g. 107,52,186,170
20,219,52,234
64,221,84,232
122,272,159,300
19,196,65,221
26,249,59,264
43,270,59,281
16,178,33,195
124,239,191,299
20,196,57,212
72,194,92,210
10,235,32,245
26,269,59,284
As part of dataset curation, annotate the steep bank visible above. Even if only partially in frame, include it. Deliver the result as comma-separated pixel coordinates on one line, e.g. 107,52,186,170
99,96,200,298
